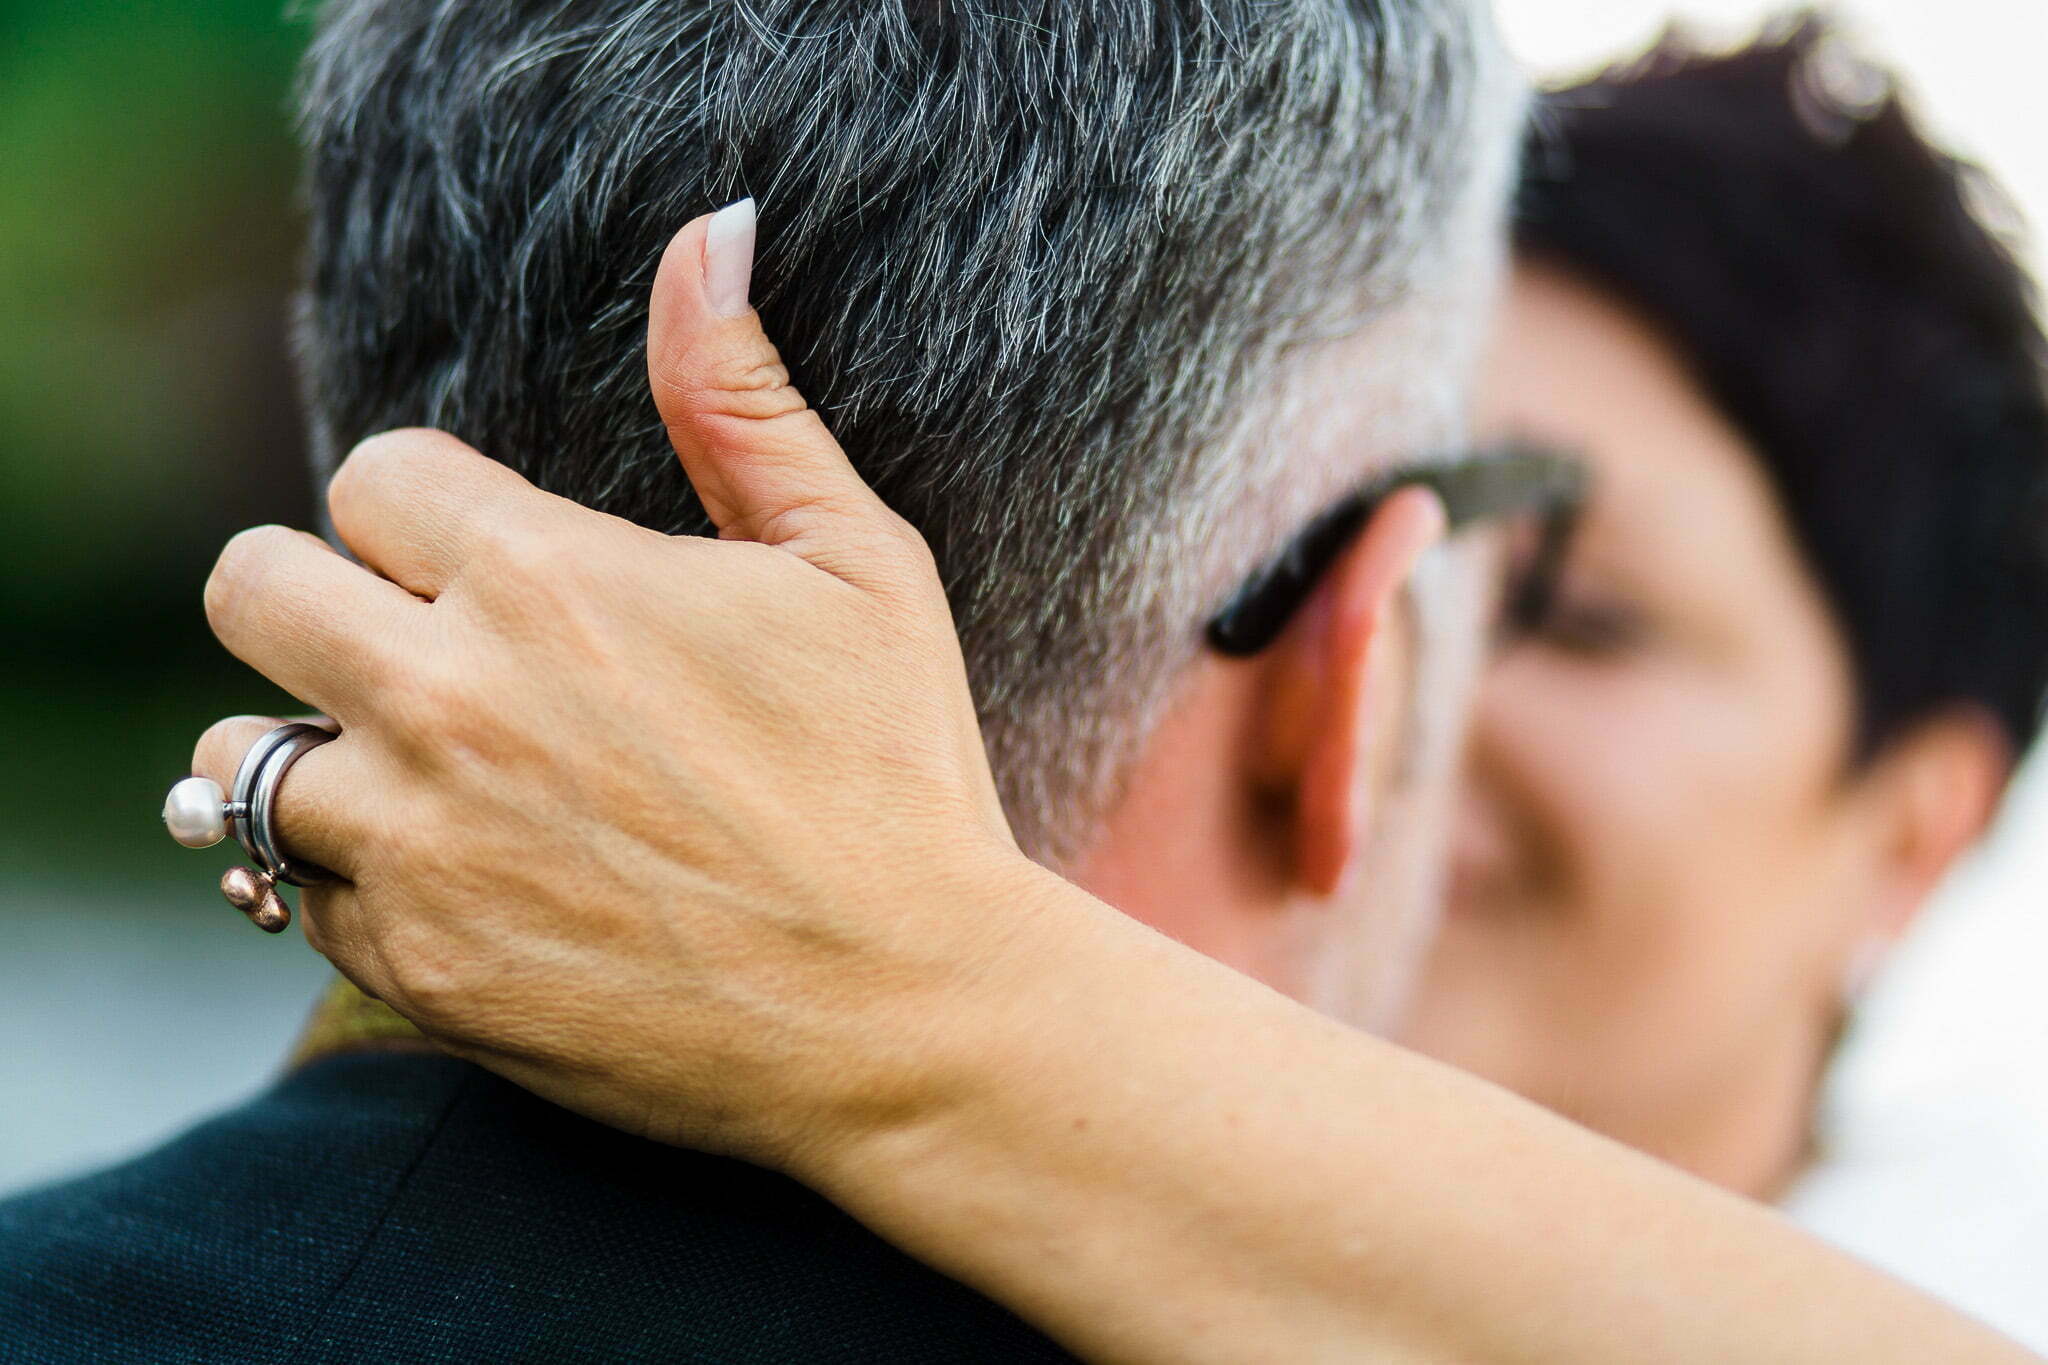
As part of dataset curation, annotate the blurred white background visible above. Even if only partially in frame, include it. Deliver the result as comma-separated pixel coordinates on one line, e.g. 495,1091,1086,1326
3,0,2043,1342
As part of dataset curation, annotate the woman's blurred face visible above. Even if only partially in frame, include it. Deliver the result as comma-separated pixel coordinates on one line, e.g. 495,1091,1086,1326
1400,262,1883,1197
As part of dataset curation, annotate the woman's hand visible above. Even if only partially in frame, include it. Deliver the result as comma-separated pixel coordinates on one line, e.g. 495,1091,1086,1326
186,206,2044,1365
191,205,1056,1169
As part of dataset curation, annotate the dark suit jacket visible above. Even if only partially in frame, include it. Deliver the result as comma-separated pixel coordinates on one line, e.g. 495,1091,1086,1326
0,1052,1079,1363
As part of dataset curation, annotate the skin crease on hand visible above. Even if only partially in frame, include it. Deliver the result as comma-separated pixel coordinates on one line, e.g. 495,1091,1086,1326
1399,262,2009,1201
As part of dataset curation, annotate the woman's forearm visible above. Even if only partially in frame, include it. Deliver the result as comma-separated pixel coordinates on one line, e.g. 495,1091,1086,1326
801,858,2033,1365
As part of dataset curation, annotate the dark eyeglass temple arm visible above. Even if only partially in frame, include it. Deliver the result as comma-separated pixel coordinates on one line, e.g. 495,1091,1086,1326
1205,443,1586,657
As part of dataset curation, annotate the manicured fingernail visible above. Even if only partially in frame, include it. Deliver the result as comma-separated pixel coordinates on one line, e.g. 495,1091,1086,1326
703,197,757,317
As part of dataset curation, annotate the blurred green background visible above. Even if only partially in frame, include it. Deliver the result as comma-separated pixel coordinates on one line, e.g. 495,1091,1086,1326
2,0,313,895
1,2,341,1195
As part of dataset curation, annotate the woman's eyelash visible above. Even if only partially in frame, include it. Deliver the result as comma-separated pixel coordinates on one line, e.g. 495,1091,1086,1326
1535,596,1647,653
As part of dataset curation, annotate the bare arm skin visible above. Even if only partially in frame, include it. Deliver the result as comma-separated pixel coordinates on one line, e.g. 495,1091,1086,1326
809,857,2029,1365
190,211,2038,1365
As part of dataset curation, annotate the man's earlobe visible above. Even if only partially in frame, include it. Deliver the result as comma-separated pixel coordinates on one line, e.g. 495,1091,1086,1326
1257,486,1446,899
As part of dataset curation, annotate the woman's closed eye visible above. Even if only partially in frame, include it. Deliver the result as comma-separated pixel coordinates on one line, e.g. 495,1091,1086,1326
1525,588,1652,658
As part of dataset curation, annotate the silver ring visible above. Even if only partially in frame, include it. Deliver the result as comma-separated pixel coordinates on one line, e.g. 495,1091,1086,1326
231,723,338,887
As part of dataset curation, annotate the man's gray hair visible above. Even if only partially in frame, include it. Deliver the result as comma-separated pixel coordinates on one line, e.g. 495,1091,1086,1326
296,0,1519,868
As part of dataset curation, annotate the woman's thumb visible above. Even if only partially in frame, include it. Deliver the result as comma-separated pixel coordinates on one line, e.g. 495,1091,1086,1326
647,200,901,575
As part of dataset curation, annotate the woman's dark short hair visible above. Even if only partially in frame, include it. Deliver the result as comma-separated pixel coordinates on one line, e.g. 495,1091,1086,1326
1519,14,2048,763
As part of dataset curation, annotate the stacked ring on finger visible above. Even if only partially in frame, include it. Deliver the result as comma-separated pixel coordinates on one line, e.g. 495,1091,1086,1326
230,723,339,888
163,722,339,932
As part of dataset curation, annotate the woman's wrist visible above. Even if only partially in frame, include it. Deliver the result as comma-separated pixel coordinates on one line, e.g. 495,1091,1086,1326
764,849,1123,1184
782,860,1376,1364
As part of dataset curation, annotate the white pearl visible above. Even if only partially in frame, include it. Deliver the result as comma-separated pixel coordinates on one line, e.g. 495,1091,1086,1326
163,777,228,849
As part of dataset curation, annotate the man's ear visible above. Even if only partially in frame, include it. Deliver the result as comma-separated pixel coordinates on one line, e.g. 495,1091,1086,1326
1255,486,1447,899
1854,707,2010,945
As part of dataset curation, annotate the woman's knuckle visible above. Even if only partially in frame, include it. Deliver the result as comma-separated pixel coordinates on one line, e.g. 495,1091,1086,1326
190,719,255,783
335,429,454,499
191,717,239,770
204,525,289,629
672,378,813,458
729,356,795,398
472,517,576,598
385,660,469,732
883,515,939,576
387,944,466,1024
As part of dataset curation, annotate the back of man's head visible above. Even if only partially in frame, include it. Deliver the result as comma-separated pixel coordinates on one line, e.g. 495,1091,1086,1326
296,0,1518,866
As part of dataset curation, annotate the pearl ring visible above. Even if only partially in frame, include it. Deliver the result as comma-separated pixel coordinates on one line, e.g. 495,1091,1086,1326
163,722,339,932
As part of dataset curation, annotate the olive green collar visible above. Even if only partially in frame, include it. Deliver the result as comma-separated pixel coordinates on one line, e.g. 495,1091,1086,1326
289,976,434,1069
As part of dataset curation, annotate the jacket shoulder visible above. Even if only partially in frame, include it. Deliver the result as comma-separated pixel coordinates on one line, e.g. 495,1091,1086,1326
0,1051,1076,1364
0,1052,475,1365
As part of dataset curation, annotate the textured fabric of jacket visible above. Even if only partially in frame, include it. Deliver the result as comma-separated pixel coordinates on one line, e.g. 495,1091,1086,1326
0,1052,1079,1363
